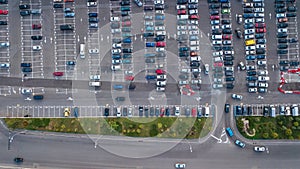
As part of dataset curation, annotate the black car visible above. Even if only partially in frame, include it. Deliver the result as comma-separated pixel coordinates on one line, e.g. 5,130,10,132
256,39,266,44
155,35,165,42
223,55,234,61
225,71,233,76
20,10,30,16
60,24,73,30
278,49,288,54
277,23,288,28
224,104,230,113
223,29,232,34
188,4,198,9
287,13,296,17
121,11,129,16
224,61,233,66
144,107,149,117
0,0,7,4
221,3,230,8
223,46,233,51
89,18,99,22
21,63,31,67
120,0,130,6
177,0,188,4
278,38,287,43
104,108,109,116
139,106,143,116
22,67,32,72
212,29,222,35
128,83,136,90
19,4,30,9
31,35,42,40
275,3,285,8
247,71,256,76
53,4,63,8
256,48,265,54
278,44,288,49
144,6,153,11
279,60,289,65
14,157,24,163
225,77,235,81
165,107,170,116
288,38,298,43
255,33,264,39
115,97,125,102
210,10,219,15
213,46,222,51
287,6,297,12
0,21,7,25
277,33,288,38
276,8,286,13
221,20,231,24
209,4,220,9
155,4,164,10
244,8,253,13
235,28,242,39
290,61,299,66
226,83,234,89
190,61,200,67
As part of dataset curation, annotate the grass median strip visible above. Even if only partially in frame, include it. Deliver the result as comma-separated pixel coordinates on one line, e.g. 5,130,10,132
236,116,300,139
5,117,212,139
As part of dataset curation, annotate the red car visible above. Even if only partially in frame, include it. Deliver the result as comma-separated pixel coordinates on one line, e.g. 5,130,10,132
125,75,134,81
53,72,64,76
222,35,232,40
122,21,131,26
32,24,42,29
256,28,266,33
190,51,199,56
64,0,74,2
156,42,166,47
278,18,288,23
255,23,266,28
189,15,199,20
0,10,8,15
210,15,220,20
213,62,223,67
177,10,186,15
156,69,165,75
191,108,197,117
160,107,165,117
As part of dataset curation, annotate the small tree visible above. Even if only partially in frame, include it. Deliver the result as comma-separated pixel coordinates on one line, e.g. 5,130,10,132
293,122,299,127
272,132,279,139
262,133,269,139
285,128,292,136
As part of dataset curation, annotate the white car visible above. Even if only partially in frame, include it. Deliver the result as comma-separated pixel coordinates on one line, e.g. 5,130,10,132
177,31,187,35
212,84,223,89
245,34,255,40
245,45,256,51
87,2,97,7
156,80,166,86
157,74,167,80
177,26,187,30
189,20,198,25
112,59,121,64
276,13,286,18
110,16,120,22
32,45,41,51
278,28,287,33
191,79,201,84
145,21,154,26
156,47,165,52
258,76,270,82
188,9,198,15
221,25,231,29
155,26,165,31
190,46,200,51
248,88,257,93
116,107,121,117
256,44,266,49
0,63,9,68
112,29,121,34
111,65,121,71
90,75,100,80
258,83,268,88
246,50,256,55
254,8,264,13
188,25,198,30
174,106,180,116
231,94,243,100
224,51,234,55
112,43,122,48
176,5,186,9
255,18,264,23
154,0,164,4
190,56,201,62
155,10,164,14
244,29,255,35
156,87,165,92
223,40,232,45
212,25,220,30
257,60,267,66
189,30,199,35
245,19,253,24
246,65,255,70
212,40,222,45
89,49,99,54
253,146,266,152
21,88,32,95
213,51,223,57
111,49,121,54
258,70,268,75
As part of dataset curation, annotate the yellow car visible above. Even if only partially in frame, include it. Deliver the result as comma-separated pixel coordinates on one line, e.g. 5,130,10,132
64,108,70,117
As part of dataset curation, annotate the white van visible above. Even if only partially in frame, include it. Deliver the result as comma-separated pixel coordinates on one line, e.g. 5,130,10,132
190,40,200,46
80,44,85,59
177,15,188,20
204,106,210,117
212,35,222,40
292,104,299,116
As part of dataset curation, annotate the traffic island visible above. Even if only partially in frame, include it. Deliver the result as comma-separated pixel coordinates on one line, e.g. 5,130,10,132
236,116,300,139
4,117,212,139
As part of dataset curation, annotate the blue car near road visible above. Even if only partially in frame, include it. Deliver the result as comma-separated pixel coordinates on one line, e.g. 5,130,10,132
235,139,245,148
246,55,256,60
145,75,156,80
146,42,155,47
226,127,234,137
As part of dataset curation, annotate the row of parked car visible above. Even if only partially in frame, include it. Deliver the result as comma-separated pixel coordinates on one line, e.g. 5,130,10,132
234,104,299,117
275,0,299,71
143,0,167,92
208,0,234,89
176,0,202,90
240,1,268,93
0,2,9,70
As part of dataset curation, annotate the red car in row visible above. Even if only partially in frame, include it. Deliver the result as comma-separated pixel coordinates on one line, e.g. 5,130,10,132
156,42,166,47
256,28,266,33
32,24,42,29
177,9,186,15
210,15,220,20
0,10,8,15
189,15,199,20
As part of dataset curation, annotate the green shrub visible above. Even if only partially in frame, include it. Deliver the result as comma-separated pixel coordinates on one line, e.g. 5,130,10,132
285,129,292,136
293,122,299,127
262,133,269,139
272,132,279,139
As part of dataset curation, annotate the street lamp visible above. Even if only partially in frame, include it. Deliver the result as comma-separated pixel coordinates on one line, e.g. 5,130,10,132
184,139,193,153
94,135,103,148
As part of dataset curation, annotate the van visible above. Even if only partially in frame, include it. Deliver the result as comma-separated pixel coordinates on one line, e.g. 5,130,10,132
33,95,43,100
204,106,209,117
80,44,85,59
245,39,256,46
212,35,222,40
89,82,101,87
292,104,299,116
177,15,189,20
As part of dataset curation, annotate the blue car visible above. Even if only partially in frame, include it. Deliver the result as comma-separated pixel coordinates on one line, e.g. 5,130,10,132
155,15,165,20
246,55,256,60
146,42,155,47
256,55,266,59
235,139,245,148
112,55,121,59
246,76,258,81
145,75,156,80
243,13,254,18
123,38,132,43
73,107,79,118
244,23,254,29
226,127,234,137
113,84,123,90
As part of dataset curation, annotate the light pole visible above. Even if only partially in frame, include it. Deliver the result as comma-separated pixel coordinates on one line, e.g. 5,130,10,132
94,135,103,148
